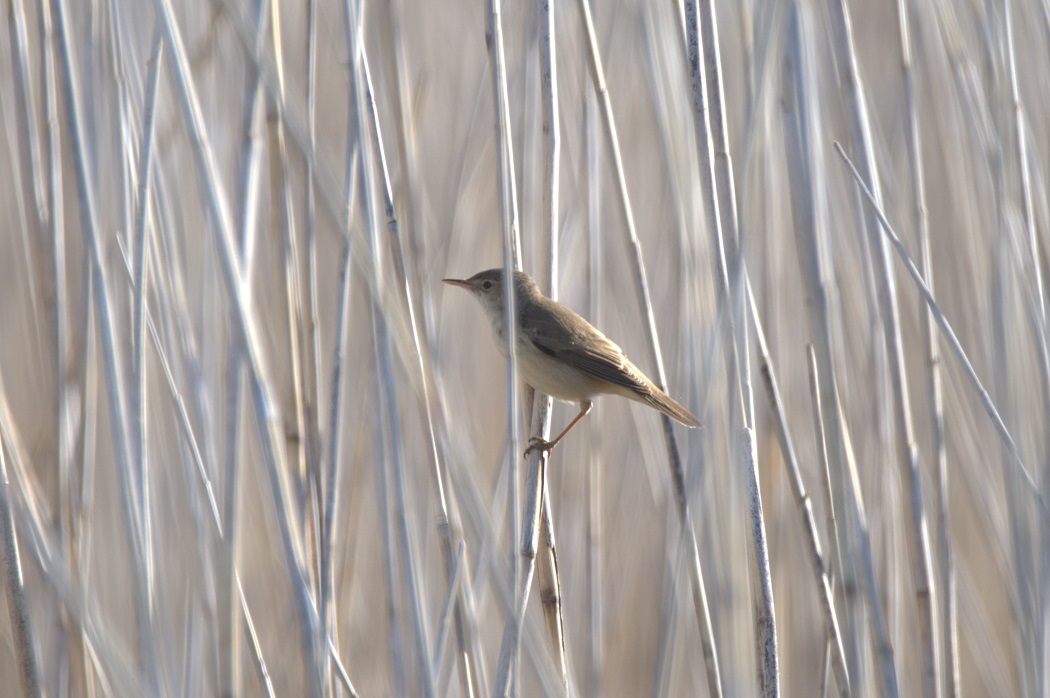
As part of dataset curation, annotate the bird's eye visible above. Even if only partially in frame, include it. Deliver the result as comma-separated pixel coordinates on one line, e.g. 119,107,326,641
482,281,493,290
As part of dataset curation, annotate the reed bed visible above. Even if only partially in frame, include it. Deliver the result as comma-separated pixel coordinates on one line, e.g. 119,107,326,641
1,0,1048,695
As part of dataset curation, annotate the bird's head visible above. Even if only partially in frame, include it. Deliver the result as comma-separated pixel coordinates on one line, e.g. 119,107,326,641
442,268,538,318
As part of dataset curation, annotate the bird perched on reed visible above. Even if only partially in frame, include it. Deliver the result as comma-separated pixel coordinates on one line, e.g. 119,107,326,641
443,268,700,456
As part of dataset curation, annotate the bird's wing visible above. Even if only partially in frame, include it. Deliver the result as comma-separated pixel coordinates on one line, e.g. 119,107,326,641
524,298,654,396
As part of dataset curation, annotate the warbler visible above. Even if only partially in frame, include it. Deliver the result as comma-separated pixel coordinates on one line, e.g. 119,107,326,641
443,268,700,456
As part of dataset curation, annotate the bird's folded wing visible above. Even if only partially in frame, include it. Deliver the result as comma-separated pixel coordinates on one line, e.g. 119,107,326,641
530,332,652,396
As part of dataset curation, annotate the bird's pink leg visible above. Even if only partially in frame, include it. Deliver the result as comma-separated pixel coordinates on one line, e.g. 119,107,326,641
524,401,594,458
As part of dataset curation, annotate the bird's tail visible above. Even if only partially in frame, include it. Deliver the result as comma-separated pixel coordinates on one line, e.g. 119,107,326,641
645,390,702,428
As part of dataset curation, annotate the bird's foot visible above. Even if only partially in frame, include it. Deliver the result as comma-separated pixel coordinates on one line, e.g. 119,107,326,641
523,436,556,459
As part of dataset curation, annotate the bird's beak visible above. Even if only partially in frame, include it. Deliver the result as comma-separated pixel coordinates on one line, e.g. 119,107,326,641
442,278,471,289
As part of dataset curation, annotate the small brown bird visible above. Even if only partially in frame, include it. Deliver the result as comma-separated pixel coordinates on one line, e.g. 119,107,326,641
443,268,700,456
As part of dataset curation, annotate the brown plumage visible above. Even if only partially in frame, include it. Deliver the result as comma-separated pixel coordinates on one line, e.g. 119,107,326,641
443,268,700,455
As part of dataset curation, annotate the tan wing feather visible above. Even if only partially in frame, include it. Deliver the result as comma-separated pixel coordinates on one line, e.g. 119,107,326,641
524,297,652,393
523,295,701,428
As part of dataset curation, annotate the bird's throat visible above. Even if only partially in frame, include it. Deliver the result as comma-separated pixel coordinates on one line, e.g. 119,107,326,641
489,312,506,353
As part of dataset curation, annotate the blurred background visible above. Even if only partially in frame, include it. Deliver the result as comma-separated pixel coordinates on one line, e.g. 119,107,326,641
1,0,1048,695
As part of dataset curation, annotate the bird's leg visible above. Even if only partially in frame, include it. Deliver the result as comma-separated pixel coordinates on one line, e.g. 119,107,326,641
524,401,594,458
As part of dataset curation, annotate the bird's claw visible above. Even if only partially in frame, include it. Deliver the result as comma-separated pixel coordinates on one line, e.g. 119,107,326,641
523,437,555,459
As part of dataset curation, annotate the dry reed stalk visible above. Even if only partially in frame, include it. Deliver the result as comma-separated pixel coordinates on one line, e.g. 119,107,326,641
237,574,278,698
322,228,354,662
0,384,144,695
349,0,435,694
531,0,569,688
265,0,311,519
39,0,88,692
52,0,161,690
808,341,844,698
750,279,850,697
302,6,324,592
584,86,604,698
0,433,40,697
153,0,325,690
217,6,268,692
130,26,163,572
834,143,1040,505
320,33,365,695
1002,6,1050,694
356,20,484,694
536,474,567,692
445,443,568,696
485,0,535,689
807,348,899,697
827,1,939,692
7,0,47,230
111,239,222,531
432,542,466,674
116,235,291,695
576,0,724,694
781,4,865,686
896,1,960,693
682,0,779,691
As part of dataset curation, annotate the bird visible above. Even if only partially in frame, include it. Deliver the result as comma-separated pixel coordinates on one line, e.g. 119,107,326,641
443,268,700,457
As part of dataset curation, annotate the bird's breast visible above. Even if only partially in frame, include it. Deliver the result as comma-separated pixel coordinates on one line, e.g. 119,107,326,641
514,338,605,403
489,314,506,352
